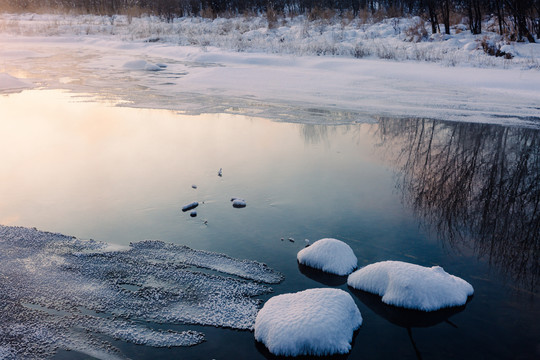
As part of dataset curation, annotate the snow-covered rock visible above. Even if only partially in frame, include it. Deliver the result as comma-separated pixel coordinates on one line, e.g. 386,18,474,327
297,238,357,276
254,288,362,356
123,59,163,71
347,261,474,311
463,41,479,51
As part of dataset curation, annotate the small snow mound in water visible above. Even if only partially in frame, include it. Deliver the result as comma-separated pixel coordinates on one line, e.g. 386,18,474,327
122,60,163,71
297,238,357,276
347,261,474,311
254,288,362,357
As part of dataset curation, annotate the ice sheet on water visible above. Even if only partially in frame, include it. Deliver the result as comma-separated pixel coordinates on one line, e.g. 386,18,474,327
127,240,283,284
0,225,283,359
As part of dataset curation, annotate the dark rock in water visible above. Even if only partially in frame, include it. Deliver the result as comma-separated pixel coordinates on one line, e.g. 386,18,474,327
231,198,246,208
182,202,199,212
190,211,197,217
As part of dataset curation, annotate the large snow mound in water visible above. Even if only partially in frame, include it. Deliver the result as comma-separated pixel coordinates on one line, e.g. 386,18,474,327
254,288,362,356
0,225,283,359
297,238,357,275
347,261,474,311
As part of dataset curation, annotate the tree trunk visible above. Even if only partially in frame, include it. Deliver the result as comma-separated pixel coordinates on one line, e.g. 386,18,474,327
468,0,481,34
442,0,450,35
427,1,438,34
495,0,504,35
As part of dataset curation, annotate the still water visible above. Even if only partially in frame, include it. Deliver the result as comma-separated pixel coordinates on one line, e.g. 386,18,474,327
0,90,538,359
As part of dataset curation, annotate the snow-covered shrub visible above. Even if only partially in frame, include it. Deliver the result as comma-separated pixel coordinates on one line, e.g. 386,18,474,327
404,16,428,42
481,36,513,59
0,13,538,68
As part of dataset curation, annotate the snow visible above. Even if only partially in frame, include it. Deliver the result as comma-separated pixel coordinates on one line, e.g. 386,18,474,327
0,13,539,127
347,261,474,311
0,73,32,92
0,225,283,358
297,238,357,276
123,59,163,71
254,288,362,356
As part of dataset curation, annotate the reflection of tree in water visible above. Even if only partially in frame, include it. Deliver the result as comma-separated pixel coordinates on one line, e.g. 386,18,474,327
301,124,332,144
376,118,539,292
350,288,470,360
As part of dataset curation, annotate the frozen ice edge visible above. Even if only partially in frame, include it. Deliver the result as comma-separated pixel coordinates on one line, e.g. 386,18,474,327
0,225,284,359
1,24,539,129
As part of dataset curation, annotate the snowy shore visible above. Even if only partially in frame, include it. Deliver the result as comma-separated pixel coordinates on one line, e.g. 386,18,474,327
1,13,539,126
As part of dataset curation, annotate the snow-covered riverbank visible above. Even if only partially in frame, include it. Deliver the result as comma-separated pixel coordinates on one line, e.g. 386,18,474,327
1,13,539,126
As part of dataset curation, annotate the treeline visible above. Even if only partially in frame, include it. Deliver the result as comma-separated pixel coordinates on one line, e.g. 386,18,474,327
1,0,538,41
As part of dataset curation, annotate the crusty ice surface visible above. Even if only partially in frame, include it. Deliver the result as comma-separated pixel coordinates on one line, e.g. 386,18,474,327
0,225,283,359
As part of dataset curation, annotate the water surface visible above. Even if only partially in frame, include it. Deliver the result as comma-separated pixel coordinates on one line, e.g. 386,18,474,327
0,90,538,359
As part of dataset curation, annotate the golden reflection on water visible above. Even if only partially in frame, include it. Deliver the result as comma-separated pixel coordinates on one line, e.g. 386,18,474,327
0,90,267,234
0,89,379,244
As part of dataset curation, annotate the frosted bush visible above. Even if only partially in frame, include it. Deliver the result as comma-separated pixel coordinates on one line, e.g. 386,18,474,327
0,13,538,68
